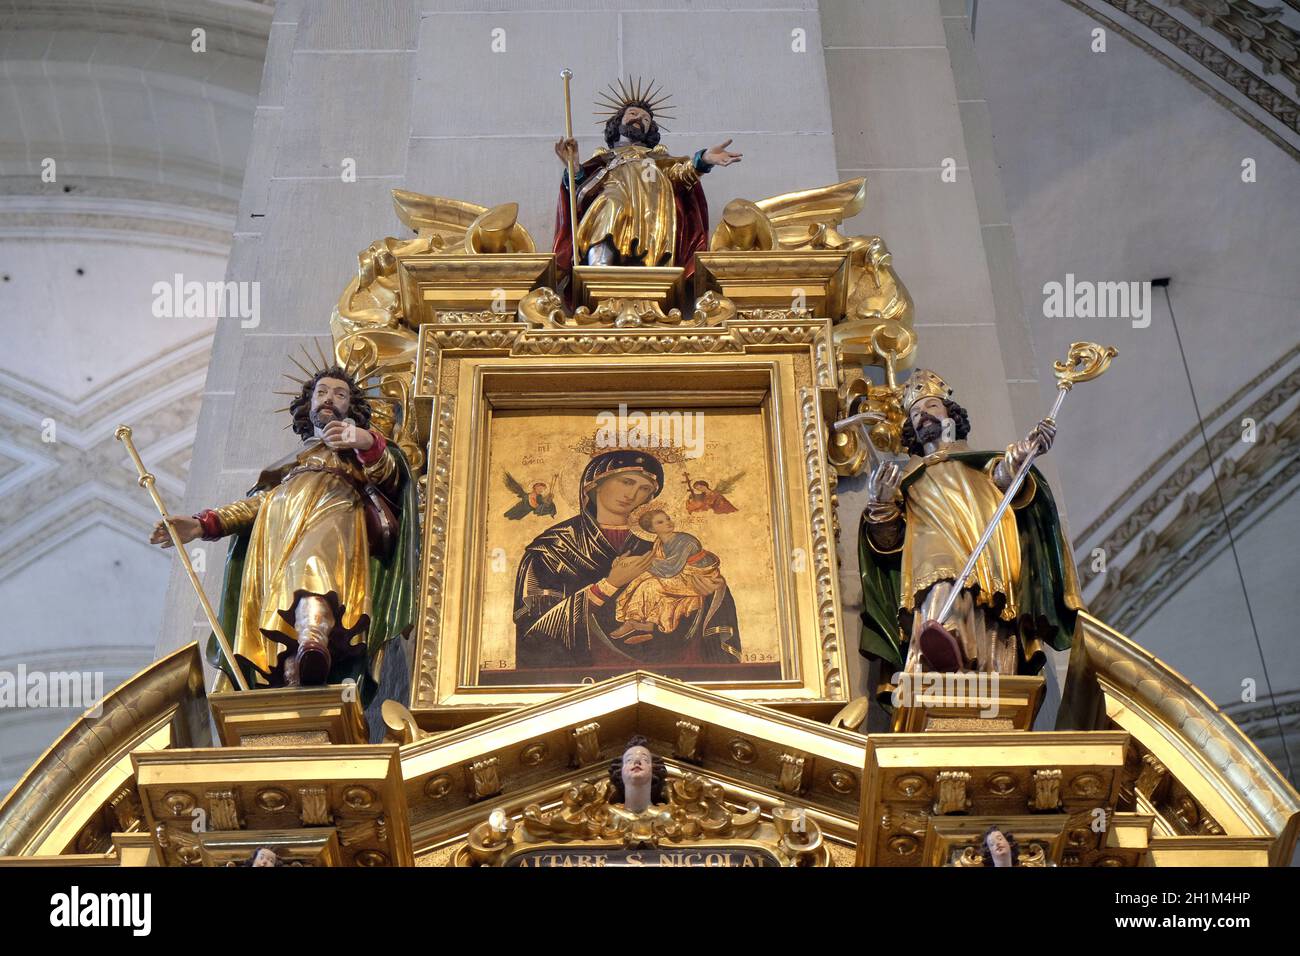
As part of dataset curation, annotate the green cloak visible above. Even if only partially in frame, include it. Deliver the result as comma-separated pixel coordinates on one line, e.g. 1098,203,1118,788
206,443,420,703
858,451,1081,671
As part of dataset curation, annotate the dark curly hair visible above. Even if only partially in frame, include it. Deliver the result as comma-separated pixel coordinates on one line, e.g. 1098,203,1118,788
604,107,661,149
608,735,667,804
289,366,372,441
980,825,1021,867
901,397,970,456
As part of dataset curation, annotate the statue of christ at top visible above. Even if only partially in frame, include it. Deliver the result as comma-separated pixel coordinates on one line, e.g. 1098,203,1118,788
552,77,742,292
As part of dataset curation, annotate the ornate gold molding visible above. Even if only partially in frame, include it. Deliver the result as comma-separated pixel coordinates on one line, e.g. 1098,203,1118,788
1060,611,1300,864
0,643,209,857
454,771,827,867
409,312,847,720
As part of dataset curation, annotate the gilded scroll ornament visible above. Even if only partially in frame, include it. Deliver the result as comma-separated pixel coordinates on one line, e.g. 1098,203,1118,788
330,191,539,471
1031,770,1062,812
933,771,971,815
707,178,914,359
455,736,826,866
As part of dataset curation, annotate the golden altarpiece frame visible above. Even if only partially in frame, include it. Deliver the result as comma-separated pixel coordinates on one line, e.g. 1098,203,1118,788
0,178,1297,869
409,311,849,723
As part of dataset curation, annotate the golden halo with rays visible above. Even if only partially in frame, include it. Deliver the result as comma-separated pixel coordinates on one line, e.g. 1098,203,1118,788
628,501,679,541
593,76,676,130
571,432,691,466
269,336,386,420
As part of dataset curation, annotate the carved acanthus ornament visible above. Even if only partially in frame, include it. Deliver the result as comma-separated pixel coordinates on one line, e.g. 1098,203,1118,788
705,178,914,364
955,840,1048,867
457,772,827,867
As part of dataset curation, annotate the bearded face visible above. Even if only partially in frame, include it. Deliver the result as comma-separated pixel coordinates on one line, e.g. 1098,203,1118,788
912,411,946,447
310,376,352,433
608,105,660,148
910,396,949,448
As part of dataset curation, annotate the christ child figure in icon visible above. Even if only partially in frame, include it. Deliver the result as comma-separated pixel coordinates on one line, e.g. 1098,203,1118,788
610,508,727,644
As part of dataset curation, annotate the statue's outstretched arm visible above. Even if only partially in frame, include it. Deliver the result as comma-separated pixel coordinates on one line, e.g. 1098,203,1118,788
197,491,266,539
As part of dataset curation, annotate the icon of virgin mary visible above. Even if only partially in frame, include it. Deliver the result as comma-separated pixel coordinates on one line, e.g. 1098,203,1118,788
512,449,741,674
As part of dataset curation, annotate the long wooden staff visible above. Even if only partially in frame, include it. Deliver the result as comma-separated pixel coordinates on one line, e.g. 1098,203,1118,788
918,342,1117,657
561,69,580,270
115,425,249,690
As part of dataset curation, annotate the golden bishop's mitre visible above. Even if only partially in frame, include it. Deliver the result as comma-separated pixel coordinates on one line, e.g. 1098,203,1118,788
899,369,953,412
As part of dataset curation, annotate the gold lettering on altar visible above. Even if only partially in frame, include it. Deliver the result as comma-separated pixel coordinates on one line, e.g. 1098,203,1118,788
507,847,770,867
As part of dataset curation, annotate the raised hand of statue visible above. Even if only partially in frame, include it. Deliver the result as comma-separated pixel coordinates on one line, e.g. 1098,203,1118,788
1006,419,1056,473
554,137,579,166
320,419,375,452
1029,418,1057,455
608,552,655,588
149,515,201,549
868,461,903,505
702,139,743,167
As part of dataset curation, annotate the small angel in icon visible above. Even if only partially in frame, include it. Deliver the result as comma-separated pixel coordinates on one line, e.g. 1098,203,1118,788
684,471,742,515
503,471,559,520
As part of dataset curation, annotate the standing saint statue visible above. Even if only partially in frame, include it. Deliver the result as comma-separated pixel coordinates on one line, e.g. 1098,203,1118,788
552,77,742,294
858,370,1083,680
149,360,418,697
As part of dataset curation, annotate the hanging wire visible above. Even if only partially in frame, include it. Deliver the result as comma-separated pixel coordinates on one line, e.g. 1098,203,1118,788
1161,279,1296,782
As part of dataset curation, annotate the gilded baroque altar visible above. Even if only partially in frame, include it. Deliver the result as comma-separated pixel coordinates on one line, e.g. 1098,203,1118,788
0,166,1296,870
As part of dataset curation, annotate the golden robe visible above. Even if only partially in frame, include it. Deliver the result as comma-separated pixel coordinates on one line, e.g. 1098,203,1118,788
616,542,725,635
575,144,702,266
899,457,1024,621
860,443,1077,676
891,449,1040,674
211,442,397,675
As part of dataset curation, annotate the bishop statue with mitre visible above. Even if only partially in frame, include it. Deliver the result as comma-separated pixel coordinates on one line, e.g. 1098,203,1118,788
553,77,742,294
858,369,1084,683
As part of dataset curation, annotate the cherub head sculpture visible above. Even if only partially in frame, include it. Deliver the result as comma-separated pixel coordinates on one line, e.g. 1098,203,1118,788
608,735,667,811
980,825,1020,868
246,846,282,868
